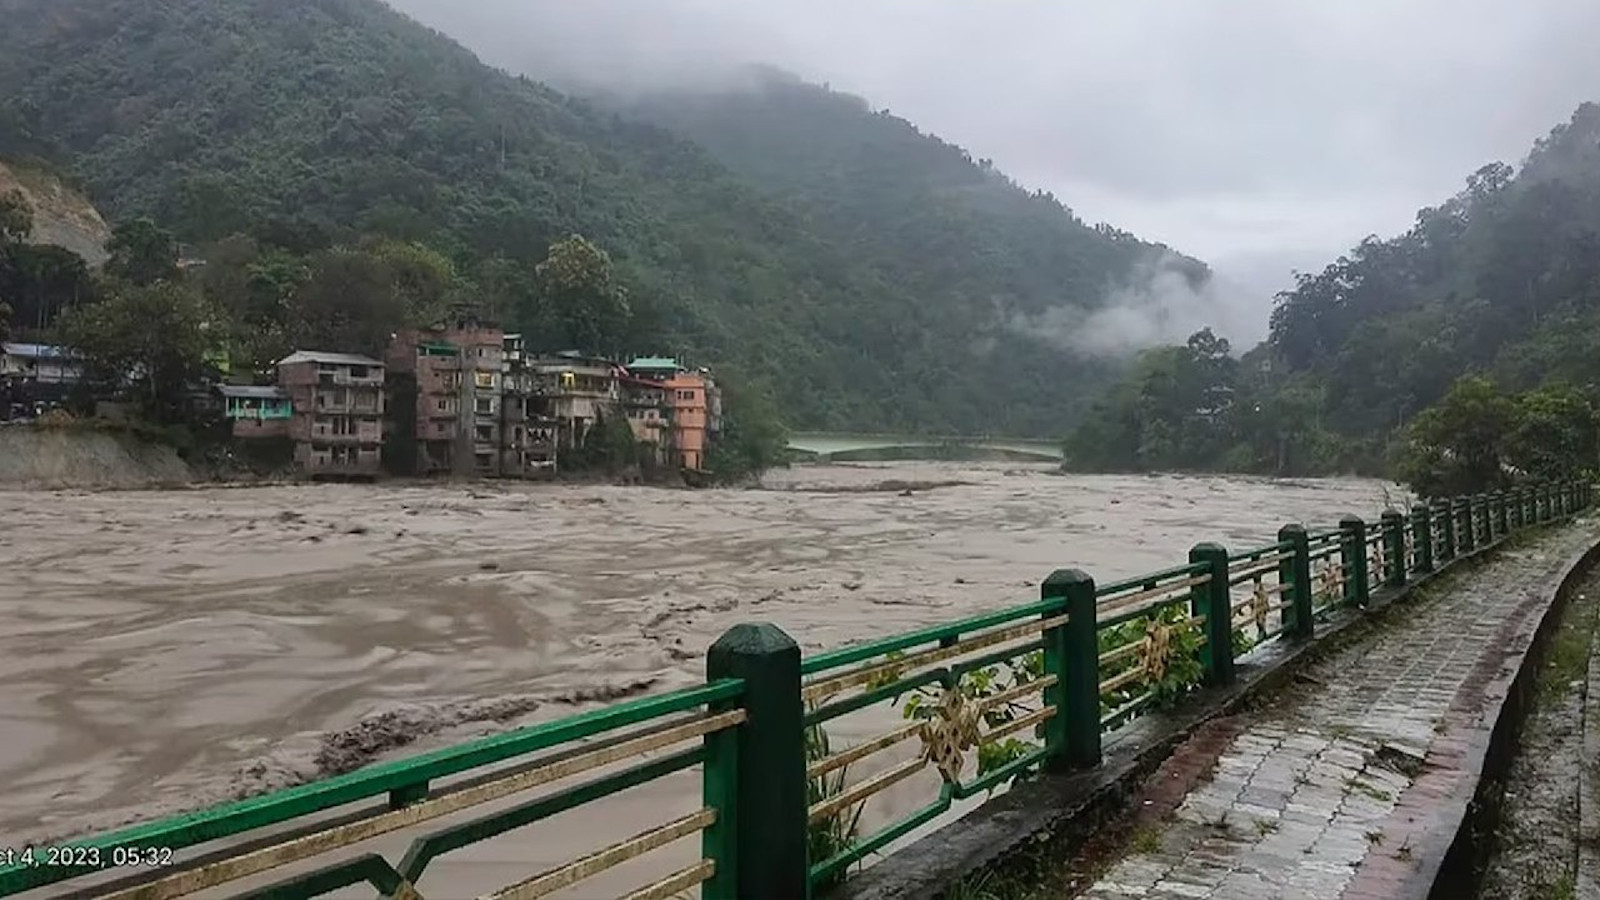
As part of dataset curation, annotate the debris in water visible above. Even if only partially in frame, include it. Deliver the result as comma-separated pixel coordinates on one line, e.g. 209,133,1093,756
479,561,500,571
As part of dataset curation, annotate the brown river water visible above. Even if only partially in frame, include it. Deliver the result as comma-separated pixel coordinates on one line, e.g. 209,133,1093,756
0,462,1403,898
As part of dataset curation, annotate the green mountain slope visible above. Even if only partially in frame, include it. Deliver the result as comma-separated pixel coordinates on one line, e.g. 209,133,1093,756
615,67,1210,327
0,0,1200,437
1064,102,1600,477
1269,102,1600,434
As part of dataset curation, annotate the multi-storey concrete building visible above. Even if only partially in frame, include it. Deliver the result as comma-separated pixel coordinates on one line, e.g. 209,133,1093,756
528,351,622,452
386,320,507,477
626,357,722,470
501,333,559,477
277,350,386,478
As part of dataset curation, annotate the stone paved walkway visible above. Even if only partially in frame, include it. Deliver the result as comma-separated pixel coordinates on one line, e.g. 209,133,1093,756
1080,521,1599,900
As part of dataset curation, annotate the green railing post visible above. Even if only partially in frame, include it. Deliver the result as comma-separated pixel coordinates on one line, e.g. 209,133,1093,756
1411,503,1434,574
1476,494,1490,544
1516,487,1528,529
1339,515,1368,606
1541,483,1551,521
1381,509,1406,587
1494,490,1509,539
1039,575,1074,773
1279,524,1313,637
1458,497,1476,554
706,624,807,900
1188,543,1235,686
1044,568,1101,769
1439,499,1457,561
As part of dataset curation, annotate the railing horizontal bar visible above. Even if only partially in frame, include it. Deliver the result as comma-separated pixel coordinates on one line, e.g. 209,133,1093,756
485,808,715,900
397,747,706,885
1227,541,1292,562
1100,691,1156,731
808,755,928,824
950,638,1048,679
979,704,1056,746
803,614,1067,704
801,598,1062,675
1095,562,1210,598
1099,593,1198,629
0,679,744,894
952,745,1050,800
806,666,948,727
808,795,950,887
89,712,738,900
619,859,716,900
807,721,925,780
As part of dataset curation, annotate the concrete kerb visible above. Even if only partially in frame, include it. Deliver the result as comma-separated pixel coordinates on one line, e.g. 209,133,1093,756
1413,518,1600,900
827,518,1586,900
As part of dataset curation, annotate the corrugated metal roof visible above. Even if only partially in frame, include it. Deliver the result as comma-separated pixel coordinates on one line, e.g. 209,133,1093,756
628,356,682,370
277,350,384,367
217,385,288,400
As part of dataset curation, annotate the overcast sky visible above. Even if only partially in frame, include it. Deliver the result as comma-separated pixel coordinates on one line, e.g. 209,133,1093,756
390,0,1600,305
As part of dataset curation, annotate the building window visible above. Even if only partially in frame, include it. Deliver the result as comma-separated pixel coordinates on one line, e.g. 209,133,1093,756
475,397,493,415
475,452,493,469
349,365,369,379
475,425,493,442
474,371,495,389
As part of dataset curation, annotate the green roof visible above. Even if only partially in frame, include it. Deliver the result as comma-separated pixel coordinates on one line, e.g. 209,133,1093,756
628,356,682,371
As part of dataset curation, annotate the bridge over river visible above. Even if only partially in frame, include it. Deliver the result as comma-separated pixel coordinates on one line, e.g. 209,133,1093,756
786,430,1065,462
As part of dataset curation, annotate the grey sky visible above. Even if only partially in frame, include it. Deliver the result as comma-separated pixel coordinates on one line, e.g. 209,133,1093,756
390,0,1600,310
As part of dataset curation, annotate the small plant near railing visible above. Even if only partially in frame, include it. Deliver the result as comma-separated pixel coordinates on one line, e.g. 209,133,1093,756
1097,605,1206,716
805,712,864,891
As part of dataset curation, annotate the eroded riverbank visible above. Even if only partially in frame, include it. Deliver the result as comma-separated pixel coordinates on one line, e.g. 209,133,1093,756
0,462,1401,895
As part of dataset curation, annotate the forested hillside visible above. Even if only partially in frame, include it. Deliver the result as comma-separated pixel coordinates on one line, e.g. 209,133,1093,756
0,0,1197,437
618,68,1210,333
1065,103,1600,487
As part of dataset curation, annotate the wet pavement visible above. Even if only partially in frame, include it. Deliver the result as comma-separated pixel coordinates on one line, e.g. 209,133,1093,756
1080,517,1600,900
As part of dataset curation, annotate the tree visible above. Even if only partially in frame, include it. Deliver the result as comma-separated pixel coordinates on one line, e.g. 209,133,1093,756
1395,375,1516,498
55,279,220,421
534,235,632,354
105,218,180,286
1503,382,1599,481
0,189,32,245
705,376,789,483
0,188,33,341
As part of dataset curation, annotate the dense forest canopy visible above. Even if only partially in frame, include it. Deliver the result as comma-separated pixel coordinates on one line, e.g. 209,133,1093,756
1065,102,1600,491
0,0,1207,438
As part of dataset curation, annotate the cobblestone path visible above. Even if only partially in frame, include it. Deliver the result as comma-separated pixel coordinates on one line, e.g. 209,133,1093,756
1080,521,1599,900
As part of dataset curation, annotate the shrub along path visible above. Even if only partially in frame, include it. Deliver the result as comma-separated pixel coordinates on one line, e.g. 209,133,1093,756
1076,519,1599,900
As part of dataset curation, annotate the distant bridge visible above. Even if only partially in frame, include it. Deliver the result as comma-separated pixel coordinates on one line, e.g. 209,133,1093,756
786,431,1065,462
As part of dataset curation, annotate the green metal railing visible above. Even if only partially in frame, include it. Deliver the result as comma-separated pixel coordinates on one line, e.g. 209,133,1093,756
2,481,1590,900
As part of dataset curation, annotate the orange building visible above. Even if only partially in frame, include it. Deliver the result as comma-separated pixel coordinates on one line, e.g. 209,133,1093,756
627,357,715,470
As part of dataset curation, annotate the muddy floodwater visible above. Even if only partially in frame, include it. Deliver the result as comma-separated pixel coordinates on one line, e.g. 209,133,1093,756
0,462,1402,897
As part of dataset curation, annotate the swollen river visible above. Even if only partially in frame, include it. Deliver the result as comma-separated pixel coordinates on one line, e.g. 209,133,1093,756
0,462,1401,897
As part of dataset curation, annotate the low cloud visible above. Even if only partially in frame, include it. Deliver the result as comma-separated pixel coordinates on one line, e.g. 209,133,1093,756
1005,252,1266,358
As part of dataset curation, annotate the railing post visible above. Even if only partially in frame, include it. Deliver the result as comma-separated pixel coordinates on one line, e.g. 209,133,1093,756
1381,509,1406,587
1541,483,1552,521
1438,499,1457,561
1044,569,1101,769
706,624,807,900
1494,490,1509,539
1411,503,1434,574
1188,543,1235,687
1476,494,1490,544
1340,515,1368,606
1278,524,1314,639
1458,497,1476,554
1517,487,1529,528
1039,574,1075,773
